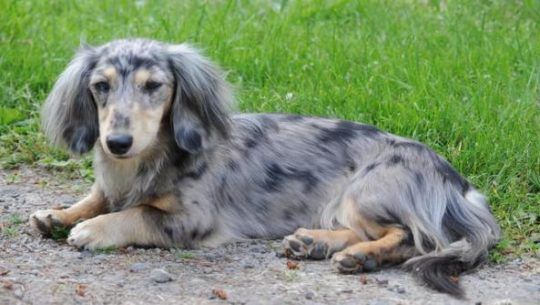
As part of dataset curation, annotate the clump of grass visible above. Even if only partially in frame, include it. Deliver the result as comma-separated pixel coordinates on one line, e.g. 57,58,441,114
1,226,18,238
50,226,71,241
93,246,118,254
8,214,24,225
1,213,26,238
176,250,197,260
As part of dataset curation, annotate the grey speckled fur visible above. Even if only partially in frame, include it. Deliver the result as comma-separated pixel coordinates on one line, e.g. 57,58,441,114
41,39,500,296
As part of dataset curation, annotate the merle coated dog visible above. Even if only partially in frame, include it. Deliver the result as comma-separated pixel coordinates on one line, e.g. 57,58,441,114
30,39,500,296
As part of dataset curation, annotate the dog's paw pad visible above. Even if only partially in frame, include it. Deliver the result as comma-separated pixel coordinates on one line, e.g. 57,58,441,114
282,230,331,260
332,251,379,273
29,210,65,236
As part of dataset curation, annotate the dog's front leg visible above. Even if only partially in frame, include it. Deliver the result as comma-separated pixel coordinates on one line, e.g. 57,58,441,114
67,195,177,250
30,184,107,236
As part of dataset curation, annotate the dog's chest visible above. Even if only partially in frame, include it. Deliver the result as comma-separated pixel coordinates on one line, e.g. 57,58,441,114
95,152,158,210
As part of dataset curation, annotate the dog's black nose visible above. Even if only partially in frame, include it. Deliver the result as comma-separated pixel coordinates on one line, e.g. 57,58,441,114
106,134,133,155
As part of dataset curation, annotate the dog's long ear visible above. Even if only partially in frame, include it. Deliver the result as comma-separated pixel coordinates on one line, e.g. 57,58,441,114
167,44,232,154
42,46,100,154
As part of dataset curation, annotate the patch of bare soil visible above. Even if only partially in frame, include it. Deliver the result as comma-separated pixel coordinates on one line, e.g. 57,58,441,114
1,168,539,305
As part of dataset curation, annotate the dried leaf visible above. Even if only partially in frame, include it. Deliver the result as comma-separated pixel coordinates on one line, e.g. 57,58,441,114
212,288,228,300
286,260,299,270
449,276,459,284
360,274,368,285
2,280,13,289
75,283,87,297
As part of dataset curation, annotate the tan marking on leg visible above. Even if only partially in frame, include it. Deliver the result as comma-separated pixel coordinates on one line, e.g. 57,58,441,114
145,194,180,213
30,185,106,235
68,205,169,250
296,228,362,247
282,228,362,259
68,194,176,250
339,197,387,241
343,227,408,260
58,185,106,224
332,227,413,273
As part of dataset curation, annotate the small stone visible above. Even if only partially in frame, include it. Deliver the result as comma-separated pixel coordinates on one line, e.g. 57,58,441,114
396,286,406,294
129,263,147,273
242,263,255,269
376,278,389,286
305,291,315,300
93,254,107,263
250,246,266,253
150,268,173,283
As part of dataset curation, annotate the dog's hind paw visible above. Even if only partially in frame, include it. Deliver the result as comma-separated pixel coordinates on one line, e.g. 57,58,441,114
331,251,379,273
282,228,338,260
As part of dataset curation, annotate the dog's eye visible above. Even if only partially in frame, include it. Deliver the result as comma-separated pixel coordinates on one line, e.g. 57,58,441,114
144,81,162,92
93,81,110,93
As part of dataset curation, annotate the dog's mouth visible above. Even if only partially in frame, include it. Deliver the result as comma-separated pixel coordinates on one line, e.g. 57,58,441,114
112,154,131,160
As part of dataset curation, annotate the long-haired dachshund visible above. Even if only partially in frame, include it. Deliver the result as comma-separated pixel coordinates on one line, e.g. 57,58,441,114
30,39,500,297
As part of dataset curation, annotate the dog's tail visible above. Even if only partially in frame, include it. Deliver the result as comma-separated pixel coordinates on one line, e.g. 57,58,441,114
403,187,500,297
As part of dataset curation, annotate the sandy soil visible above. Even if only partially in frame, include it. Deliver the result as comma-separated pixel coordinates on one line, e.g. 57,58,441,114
1,168,539,305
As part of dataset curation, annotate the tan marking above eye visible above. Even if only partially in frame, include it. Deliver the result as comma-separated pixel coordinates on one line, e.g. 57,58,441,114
102,66,118,82
134,69,152,86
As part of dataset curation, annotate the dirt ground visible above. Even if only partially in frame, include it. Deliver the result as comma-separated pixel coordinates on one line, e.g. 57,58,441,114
1,168,539,305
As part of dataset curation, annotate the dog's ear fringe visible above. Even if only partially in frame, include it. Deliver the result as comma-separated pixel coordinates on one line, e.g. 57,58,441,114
167,44,233,154
41,46,100,154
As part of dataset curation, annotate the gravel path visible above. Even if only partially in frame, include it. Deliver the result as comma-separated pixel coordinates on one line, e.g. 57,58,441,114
1,168,539,305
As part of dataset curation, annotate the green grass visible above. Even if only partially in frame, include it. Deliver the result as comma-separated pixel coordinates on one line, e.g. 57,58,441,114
50,225,71,241
0,213,25,238
175,250,197,260
0,0,538,255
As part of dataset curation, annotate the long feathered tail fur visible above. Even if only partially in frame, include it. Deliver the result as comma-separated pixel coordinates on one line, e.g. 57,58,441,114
403,188,500,297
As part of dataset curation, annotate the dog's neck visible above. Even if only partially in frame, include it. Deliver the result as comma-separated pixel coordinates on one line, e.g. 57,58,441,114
92,129,205,211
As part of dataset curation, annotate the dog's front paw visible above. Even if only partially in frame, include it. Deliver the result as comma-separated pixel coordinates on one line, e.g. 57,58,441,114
29,209,67,236
67,216,120,250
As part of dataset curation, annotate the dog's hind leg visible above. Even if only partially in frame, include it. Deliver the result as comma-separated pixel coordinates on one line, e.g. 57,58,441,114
30,184,106,236
282,228,362,259
331,227,415,273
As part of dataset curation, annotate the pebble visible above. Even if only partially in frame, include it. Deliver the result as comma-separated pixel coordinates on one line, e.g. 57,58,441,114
250,246,266,253
368,300,393,305
305,291,315,300
129,263,147,273
150,268,173,283
78,250,92,259
93,254,107,263
388,285,406,294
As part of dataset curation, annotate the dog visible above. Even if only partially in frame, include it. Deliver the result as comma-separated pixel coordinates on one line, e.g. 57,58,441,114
30,39,500,297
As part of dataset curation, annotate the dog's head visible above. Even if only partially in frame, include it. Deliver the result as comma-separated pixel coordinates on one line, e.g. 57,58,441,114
42,39,232,159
